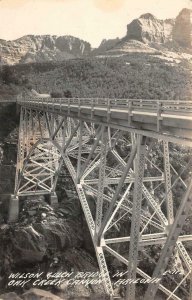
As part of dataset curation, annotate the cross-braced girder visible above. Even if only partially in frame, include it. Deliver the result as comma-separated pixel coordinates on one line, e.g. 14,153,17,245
14,105,192,300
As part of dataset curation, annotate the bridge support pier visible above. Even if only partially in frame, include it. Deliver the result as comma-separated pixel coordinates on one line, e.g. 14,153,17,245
8,195,19,223
49,192,58,207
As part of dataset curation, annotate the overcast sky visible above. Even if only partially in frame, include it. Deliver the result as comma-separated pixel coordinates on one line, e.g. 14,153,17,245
0,0,191,47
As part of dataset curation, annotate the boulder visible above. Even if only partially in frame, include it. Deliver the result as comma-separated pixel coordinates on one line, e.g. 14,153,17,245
10,225,46,263
33,221,71,250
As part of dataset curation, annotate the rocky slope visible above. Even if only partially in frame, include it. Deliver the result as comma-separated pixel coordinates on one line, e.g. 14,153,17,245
0,35,91,65
106,39,161,55
93,37,120,54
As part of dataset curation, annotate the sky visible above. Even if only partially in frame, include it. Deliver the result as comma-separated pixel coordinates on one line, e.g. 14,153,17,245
0,0,191,48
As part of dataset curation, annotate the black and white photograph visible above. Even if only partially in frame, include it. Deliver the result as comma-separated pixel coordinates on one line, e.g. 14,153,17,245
0,0,192,299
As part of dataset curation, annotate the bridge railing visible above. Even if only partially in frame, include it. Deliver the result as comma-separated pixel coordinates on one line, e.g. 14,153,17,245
17,98,192,114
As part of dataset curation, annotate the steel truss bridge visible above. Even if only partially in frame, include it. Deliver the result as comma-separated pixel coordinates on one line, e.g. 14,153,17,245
10,97,192,300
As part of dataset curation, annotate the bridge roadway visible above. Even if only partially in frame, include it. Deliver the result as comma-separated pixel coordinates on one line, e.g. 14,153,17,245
17,97,192,146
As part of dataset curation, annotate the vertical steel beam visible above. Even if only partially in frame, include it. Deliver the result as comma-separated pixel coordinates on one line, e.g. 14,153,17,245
76,120,83,183
190,271,192,300
61,119,67,148
144,177,192,300
95,126,108,234
131,133,137,171
29,109,34,145
163,141,174,225
37,112,42,138
14,107,25,193
45,112,52,137
52,157,63,192
108,126,112,148
126,135,146,300
95,247,114,296
67,117,72,137
24,108,30,155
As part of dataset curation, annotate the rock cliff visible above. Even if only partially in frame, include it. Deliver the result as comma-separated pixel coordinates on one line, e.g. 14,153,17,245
126,13,175,44
101,9,192,56
0,35,91,65
125,9,192,49
173,8,192,48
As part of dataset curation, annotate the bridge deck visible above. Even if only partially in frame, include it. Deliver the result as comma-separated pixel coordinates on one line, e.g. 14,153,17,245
17,98,192,145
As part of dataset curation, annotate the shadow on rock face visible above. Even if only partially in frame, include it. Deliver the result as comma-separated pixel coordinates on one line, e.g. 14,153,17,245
0,197,110,299
0,198,83,267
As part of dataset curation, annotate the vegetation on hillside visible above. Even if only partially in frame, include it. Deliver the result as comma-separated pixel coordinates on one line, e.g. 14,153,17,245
0,54,192,100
